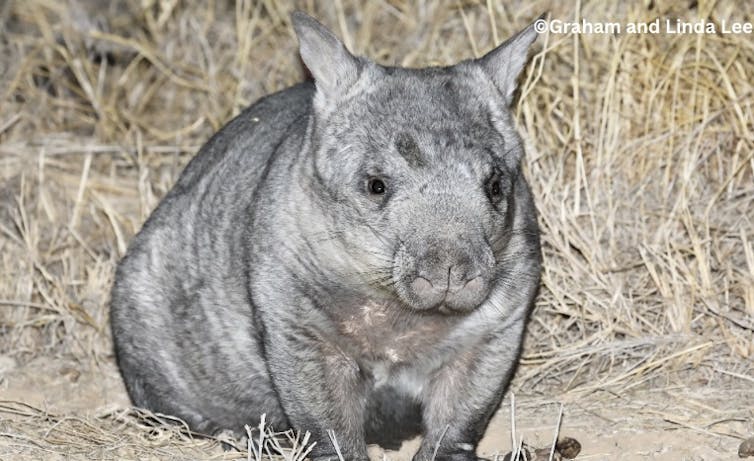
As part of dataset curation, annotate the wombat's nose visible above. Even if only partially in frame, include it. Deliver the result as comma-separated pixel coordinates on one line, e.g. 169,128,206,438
410,265,488,312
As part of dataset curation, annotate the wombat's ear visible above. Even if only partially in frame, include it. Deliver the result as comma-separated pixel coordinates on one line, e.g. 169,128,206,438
291,11,360,107
476,13,544,105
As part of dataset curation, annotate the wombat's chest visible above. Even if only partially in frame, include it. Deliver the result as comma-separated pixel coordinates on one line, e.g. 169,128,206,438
332,301,460,388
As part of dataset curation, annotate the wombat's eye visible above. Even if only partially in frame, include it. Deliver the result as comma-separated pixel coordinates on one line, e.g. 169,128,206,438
486,173,502,200
368,178,386,195
490,181,501,197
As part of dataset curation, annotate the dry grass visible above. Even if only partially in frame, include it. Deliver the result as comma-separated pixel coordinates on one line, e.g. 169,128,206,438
1,0,753,459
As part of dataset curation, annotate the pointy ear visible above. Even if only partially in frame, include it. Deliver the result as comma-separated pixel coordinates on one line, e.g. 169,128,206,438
291,11,361,107
476,14,544,105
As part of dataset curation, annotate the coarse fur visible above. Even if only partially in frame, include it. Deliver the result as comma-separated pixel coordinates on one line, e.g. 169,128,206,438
110,12,543,461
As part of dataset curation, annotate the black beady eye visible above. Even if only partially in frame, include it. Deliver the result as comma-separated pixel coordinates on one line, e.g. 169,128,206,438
487,173,503,200
490,180,501,197
368,177,386,195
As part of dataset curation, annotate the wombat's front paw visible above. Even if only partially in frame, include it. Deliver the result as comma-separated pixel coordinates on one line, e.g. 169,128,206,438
311,456,369,461
437,456,490,461
415,452,487,461
213,429,247,452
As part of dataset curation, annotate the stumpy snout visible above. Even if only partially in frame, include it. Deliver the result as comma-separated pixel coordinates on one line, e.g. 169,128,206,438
401,242,494,313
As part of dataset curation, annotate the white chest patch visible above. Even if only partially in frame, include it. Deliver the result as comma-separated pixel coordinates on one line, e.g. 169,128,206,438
369,359,432,399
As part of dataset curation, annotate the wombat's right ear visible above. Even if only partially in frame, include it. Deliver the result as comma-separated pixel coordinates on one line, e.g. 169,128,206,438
477,13,544,106
291,12,361,109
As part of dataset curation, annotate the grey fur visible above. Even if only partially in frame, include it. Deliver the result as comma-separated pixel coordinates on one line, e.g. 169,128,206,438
111,12,543,461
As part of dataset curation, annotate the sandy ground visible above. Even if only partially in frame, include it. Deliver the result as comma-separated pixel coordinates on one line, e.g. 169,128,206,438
1,354,750,460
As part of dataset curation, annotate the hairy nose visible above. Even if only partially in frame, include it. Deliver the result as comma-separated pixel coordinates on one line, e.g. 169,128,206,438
412,266,477,295
409,250,490,312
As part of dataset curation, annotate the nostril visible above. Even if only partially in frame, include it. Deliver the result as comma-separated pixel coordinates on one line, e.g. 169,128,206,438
447,266,481,293
411,276,435,297
463,276,483,292
445,269,481,294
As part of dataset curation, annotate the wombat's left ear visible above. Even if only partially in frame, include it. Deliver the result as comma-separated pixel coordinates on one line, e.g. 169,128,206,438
476,13,545,105
291,11,361,108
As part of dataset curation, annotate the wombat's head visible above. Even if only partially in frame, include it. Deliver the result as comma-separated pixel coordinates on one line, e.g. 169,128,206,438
292,12,540,314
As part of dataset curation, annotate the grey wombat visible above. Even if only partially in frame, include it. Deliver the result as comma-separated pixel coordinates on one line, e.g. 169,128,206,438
111,12,542,461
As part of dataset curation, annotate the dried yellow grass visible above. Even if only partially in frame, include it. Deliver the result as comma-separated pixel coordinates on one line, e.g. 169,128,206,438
1,0,753,459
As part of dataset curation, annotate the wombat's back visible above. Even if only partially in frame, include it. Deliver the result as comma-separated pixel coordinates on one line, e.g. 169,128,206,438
171,81,314,197
110,82,314,434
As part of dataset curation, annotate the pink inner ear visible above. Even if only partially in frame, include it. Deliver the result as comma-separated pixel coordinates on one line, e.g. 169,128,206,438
476,17,540,104
293,12,361,103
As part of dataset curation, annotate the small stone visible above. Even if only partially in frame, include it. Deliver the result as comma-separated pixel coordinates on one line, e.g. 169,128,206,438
739,436,754,458
59,366,81,383
533,447,562,460
556,436,582,459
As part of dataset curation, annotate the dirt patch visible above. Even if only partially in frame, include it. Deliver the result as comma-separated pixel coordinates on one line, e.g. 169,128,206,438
2,356,751,459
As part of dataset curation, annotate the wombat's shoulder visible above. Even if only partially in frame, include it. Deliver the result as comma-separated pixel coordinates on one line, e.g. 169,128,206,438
170,81,315,196
114,82,315,281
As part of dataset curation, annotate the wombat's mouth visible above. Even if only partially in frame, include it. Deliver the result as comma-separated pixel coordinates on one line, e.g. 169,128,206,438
435,301,479,316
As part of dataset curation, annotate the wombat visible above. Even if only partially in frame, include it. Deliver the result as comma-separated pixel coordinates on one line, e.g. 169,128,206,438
111,12,543,461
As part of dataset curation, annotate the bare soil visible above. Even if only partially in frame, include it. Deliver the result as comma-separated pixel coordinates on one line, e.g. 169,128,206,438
1,355,750,460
